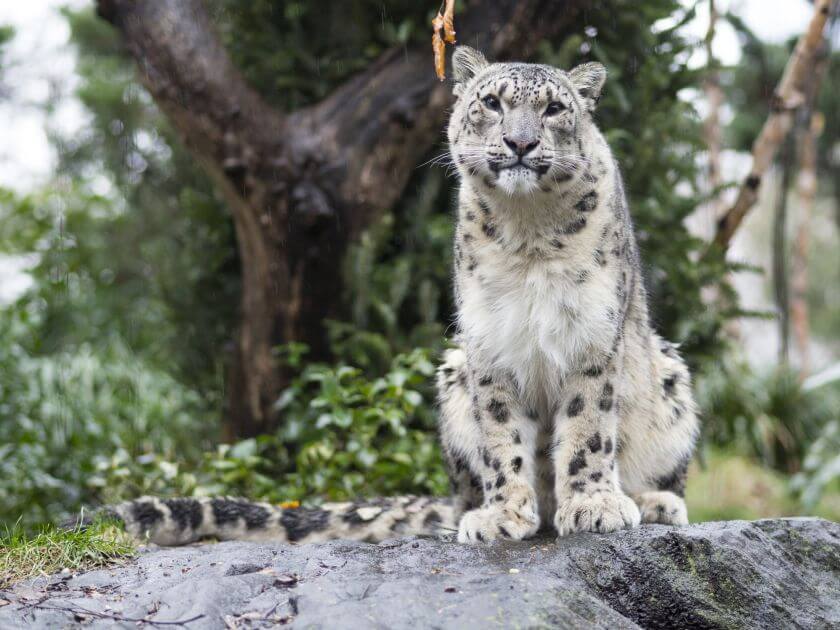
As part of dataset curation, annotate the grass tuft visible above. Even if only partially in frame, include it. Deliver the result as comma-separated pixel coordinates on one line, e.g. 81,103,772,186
0,518,135,588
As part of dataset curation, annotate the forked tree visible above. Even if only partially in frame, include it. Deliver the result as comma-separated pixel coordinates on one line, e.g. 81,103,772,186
95,0,588,437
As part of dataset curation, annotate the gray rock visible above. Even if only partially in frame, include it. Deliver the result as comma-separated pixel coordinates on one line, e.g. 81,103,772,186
0,518,838,629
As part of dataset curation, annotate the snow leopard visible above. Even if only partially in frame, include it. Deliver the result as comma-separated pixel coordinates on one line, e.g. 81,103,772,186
81,48,698,546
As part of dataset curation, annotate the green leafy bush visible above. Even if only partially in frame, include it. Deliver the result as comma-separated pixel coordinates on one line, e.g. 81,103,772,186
697,359,837,474
0,339,449,528
0,308,212,527
91,348,450,505
272,347,448,501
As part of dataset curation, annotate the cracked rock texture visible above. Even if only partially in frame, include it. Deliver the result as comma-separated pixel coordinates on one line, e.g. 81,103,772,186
1,518,838,629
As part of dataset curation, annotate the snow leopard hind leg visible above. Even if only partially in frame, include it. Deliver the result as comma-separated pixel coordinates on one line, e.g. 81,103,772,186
616,329,700,527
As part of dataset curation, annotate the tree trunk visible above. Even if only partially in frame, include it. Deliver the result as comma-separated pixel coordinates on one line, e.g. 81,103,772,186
96,0,587,438
703,0,724,228
786,37,829,378
772,134,795,364
791,115,822,377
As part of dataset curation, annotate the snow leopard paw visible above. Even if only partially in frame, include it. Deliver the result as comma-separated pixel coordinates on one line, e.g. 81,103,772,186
554,490,640,536
457,501,539,543
635,491,688,525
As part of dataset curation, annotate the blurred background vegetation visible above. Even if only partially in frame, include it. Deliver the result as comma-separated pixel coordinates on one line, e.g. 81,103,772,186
0,0,838,529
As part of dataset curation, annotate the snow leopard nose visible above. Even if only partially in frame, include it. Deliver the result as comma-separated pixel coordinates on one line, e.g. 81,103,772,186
503,135,540,157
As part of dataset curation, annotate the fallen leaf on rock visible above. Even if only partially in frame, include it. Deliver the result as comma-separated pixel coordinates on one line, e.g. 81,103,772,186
273,574,299,588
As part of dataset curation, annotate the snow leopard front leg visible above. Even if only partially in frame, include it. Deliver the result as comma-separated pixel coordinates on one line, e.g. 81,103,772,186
454,366,541,543
552,359,641,536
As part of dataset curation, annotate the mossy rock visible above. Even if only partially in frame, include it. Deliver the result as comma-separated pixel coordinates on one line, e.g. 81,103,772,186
1,518,837,628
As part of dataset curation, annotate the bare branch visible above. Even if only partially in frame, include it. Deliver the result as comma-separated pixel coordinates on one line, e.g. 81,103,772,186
711,0,835,250
97,0,285,173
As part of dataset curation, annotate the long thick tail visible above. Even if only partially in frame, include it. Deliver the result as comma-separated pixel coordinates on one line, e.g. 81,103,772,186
81,495,458,546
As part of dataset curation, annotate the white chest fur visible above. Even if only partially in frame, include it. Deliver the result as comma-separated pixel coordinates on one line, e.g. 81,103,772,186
458,242,618,404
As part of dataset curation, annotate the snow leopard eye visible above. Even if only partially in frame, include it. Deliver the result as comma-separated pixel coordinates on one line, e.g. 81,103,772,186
544,101,567,116
481,94,502,112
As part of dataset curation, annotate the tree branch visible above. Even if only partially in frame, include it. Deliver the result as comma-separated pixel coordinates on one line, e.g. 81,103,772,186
711,0,835,251
98,0,587,236
97,0,286,176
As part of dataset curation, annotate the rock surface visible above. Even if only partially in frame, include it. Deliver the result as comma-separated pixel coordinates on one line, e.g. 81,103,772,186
1,518,838,629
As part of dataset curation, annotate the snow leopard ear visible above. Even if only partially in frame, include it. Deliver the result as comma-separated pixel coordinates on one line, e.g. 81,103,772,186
569,62,607,112
452,46,488,97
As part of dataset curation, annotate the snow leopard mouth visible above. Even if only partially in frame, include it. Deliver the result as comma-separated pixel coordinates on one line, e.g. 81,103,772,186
497,159,551,178
502,163,533,172
496,158,538,173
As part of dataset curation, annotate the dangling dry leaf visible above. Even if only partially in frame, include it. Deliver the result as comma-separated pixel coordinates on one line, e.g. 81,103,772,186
440,0,456,43
432,31,446,81
432,0,457,81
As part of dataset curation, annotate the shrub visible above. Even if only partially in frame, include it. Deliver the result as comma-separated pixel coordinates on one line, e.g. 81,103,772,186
0,308,213,527
6,345,450,528
272,346,448,501
697,359,837,475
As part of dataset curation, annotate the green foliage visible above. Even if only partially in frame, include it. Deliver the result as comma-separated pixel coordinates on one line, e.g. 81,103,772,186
0,306,212,527
697,359,840,509
80,347,449,508
273,347,447,500
213,0,432,110
697,359,837,474
0,308,448,527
